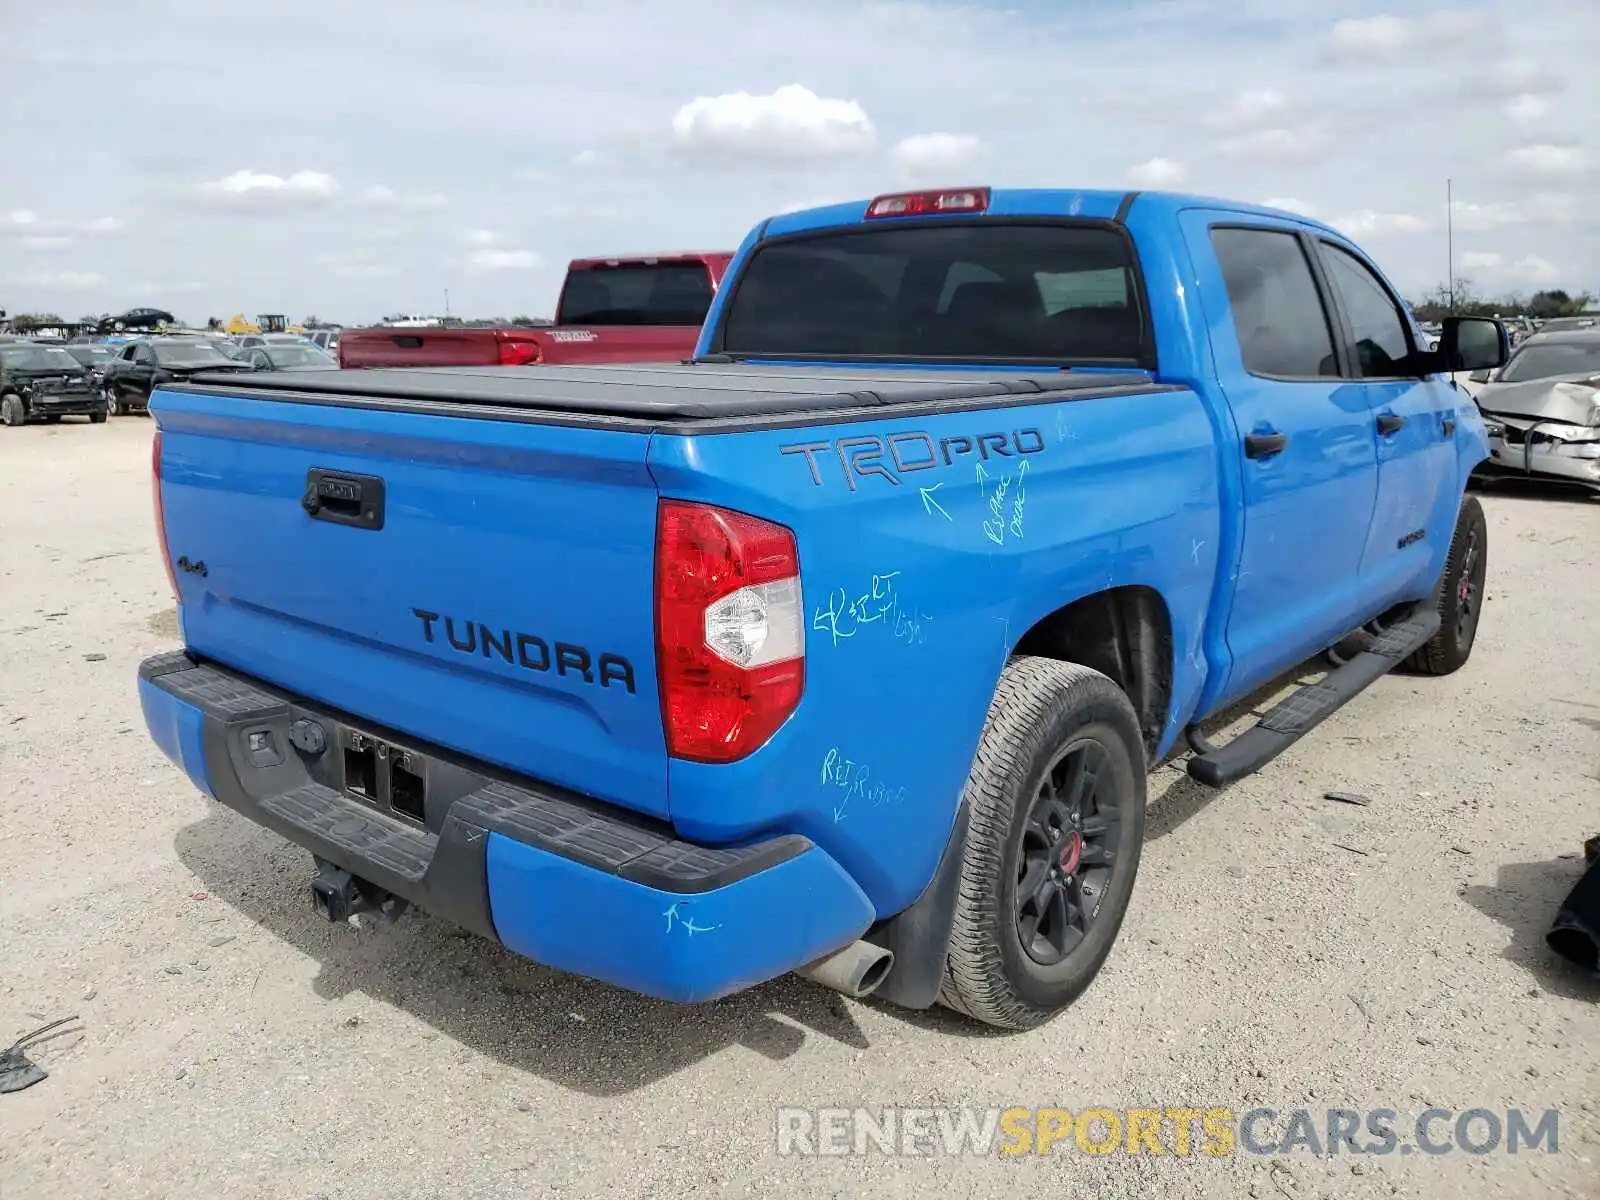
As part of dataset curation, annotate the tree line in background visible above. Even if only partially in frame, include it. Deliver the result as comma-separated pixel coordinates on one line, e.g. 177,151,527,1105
1407,284,1597,324
3,311,551,330
8,286,1596,335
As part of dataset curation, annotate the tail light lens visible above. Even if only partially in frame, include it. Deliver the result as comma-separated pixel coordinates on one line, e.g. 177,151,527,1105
497,335,542,366
655,500,804,763
151,429,179,602
865,187,991,218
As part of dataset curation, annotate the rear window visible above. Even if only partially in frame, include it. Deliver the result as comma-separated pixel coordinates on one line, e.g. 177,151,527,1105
1499,340,1600,383
557,263,714,327
718,223,1144,362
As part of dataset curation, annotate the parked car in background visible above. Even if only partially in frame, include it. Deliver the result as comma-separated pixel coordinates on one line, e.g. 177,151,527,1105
305,329,342,356
102,337,253,416
234,332,313,352
1532,315,1598,336
1,342,107,426
60,343,117,387
1471,327,1600,491
241,343,339,372
337,252,734,368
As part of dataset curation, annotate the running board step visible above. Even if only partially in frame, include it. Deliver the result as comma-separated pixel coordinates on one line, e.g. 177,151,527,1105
1185,601,1440,788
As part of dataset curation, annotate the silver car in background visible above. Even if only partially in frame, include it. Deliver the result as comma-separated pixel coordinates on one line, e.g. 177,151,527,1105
1471,328,1600,491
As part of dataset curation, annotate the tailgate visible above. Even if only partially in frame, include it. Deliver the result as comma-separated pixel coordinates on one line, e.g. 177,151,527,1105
339,327,506,369
536,325,701,365
150,383,669,818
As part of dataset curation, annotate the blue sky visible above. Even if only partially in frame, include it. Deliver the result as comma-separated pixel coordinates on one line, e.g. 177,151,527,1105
1,0,1595,322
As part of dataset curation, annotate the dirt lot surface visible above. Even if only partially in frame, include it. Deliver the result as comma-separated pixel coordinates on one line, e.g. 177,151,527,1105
1,417,1596,1199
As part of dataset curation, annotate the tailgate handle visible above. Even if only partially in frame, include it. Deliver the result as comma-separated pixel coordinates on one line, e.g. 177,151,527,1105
302,469,386,531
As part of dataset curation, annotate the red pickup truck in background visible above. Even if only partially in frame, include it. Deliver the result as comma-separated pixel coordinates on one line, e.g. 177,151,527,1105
337,251,734,369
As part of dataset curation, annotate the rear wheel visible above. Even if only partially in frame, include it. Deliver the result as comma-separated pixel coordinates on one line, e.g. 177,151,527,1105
0,393,24,427
103,384,120,416
939,657,1147,1031
89,408,107,424
1405,494,1488,676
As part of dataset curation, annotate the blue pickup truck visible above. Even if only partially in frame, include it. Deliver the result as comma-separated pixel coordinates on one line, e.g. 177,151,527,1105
137,186,1508,1031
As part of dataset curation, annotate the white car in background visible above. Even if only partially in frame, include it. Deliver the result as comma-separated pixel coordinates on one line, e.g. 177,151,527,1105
1471,327,1600,491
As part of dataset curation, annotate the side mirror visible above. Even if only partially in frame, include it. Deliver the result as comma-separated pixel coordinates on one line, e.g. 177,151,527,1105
1468,369,1492,384
1440,316,1509,373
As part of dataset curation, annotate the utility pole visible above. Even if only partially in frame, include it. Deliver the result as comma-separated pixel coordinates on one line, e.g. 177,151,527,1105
444,288,450,320
1446,177,1455,314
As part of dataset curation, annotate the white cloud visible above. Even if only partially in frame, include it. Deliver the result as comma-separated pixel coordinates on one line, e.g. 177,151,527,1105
671,84,875,161
1508,255,1560,284
1459,252,1503,269
1333,210,1431,237
774,196,858,215
355,185,446,210
1507,143,1588,177
1126,156,1187,187
1326,10,1491,58
1206,89,1289,132
1485,57,1561,98
570,149,602,168
1215,127,1322,162
2,211,122,237
1450,193,1576,232
22,236,74,250
1505,94,1551,124
889,133,982,180
12,270,106,289
197,169,340,208
465,248,541,272
461,228,500,248
316,251,397,279
133,281,207,294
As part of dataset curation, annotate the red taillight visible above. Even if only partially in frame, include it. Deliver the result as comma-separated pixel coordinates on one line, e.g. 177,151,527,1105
151,429,179,602
655,500,804,763
865,187,991,219
497,335,542,366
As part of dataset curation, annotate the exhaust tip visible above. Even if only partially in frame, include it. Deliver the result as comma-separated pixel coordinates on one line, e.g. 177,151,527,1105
797,939,895,999
854,949,894,998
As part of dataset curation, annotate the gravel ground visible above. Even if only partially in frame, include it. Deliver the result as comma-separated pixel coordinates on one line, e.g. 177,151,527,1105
1,417,1596,1200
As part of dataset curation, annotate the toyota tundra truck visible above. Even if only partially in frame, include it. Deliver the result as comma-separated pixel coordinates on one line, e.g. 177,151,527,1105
137,187,1507,1030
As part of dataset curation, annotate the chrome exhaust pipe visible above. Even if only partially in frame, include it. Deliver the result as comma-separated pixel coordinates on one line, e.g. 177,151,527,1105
796,939,895,999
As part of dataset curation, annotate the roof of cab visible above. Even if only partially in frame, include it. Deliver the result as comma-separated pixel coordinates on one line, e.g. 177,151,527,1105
761,188,1345,241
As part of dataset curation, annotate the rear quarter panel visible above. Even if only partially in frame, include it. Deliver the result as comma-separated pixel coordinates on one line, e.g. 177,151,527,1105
650,387,1220,918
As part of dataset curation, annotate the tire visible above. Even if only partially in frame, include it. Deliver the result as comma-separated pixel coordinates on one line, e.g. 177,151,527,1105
1404,494,1488,676
103,384,120,416
939,657,1147,1030
89,408,107,424
0,393,24,427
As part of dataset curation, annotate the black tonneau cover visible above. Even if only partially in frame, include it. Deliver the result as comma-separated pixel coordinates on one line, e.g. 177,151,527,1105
175,362,1161,425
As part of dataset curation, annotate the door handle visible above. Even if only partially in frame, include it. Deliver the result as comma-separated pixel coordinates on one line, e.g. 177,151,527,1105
1244,432,1288,459
1377,413,1405,435
1442,417,1456,437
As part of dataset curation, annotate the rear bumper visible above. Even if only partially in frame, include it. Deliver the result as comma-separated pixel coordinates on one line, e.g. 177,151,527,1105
138,651,874,1002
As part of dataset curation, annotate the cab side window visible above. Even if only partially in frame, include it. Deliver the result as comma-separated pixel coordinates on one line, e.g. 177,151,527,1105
1318,243,1415,377
134,345,155,366
1209,227,1340,379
